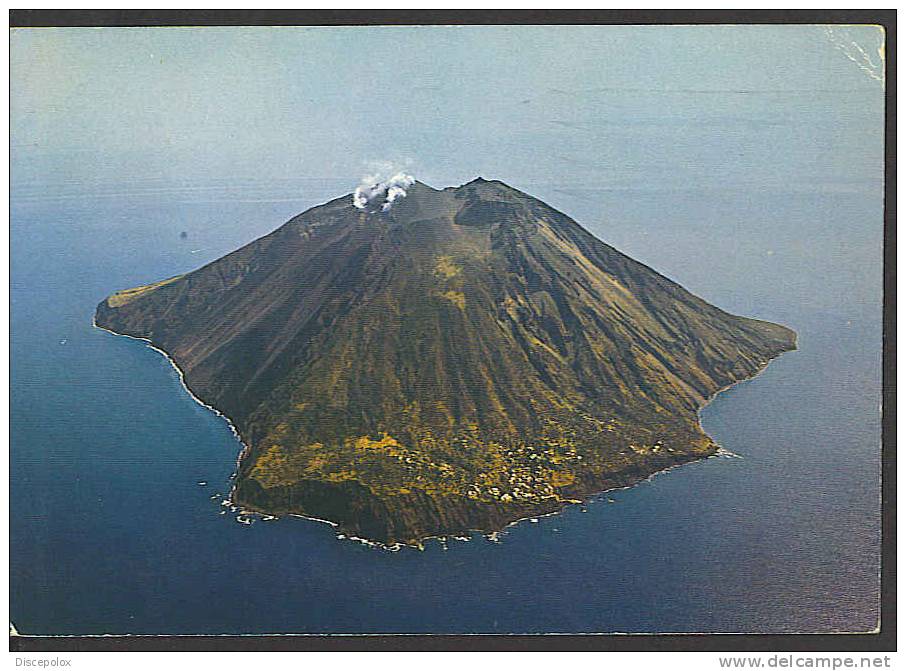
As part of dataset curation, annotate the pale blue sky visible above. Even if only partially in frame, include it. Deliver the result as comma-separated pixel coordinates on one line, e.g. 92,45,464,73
10,24,888,639
11,25,884,191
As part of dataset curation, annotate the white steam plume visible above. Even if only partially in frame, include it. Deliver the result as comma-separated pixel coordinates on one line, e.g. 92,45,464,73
352,171,416,213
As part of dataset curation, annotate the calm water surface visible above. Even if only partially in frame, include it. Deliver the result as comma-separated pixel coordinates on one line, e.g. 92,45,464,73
10,172,881,634
11,25,885,635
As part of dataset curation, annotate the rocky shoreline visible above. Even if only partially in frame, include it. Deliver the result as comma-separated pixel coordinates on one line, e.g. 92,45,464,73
96,310,794,549
93,178,797,549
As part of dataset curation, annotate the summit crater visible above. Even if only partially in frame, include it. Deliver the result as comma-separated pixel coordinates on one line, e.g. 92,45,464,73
95,178,796,546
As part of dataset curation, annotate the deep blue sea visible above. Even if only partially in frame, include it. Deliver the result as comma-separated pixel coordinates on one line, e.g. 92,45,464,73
10,170,882,635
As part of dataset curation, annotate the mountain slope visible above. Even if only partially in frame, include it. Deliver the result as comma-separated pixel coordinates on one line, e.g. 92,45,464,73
95,178,796,545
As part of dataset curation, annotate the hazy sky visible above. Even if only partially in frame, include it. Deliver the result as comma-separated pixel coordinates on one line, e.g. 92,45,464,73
11,25,884,191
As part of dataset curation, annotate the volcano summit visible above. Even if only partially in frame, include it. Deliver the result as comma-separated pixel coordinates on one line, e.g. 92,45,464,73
95,178,796,546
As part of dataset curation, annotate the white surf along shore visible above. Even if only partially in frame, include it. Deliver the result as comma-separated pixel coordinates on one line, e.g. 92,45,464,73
92,317,393,547
93,315,795,552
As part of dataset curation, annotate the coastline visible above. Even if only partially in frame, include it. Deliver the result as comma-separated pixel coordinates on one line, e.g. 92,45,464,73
422,340,800,550
92,317,251,505
694,331,800,446
93,314,797,552
93,315,378,546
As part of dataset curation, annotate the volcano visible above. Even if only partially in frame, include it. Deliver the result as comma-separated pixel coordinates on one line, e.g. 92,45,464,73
95,178,796,546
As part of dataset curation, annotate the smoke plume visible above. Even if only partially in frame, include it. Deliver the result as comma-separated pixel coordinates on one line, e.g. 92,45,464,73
353,172,416,213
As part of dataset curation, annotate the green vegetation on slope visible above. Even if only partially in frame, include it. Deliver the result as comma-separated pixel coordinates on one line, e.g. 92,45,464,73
95,179,796,545
105,275,183,307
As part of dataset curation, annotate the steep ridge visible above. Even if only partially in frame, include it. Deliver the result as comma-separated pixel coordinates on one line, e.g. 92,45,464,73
96,178,796,545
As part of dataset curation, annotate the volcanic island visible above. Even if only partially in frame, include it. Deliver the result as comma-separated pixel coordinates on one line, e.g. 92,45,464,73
95,178,796,547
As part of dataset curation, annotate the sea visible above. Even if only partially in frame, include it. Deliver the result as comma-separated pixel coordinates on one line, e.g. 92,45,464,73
11,85,883,634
